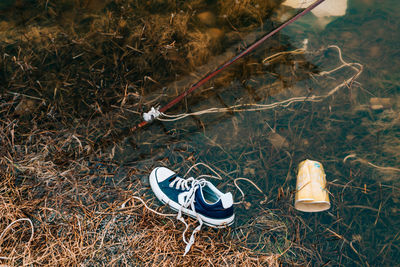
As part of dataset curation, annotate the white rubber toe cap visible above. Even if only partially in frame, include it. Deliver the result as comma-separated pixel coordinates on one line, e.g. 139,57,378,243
150,167,176,183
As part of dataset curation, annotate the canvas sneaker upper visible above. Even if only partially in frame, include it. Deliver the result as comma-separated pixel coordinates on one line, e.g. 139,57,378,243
149,166,235,255
150,167,234,226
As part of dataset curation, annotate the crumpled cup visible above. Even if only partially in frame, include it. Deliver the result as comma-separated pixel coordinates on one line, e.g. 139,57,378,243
295,159,330,212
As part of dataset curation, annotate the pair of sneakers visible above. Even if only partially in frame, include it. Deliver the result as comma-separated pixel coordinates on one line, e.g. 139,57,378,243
149,166,234,255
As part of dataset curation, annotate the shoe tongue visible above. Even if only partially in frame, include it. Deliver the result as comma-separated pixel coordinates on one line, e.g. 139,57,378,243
220,192,233,209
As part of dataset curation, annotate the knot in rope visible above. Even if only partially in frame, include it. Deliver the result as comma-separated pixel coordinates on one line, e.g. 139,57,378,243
143,107,161,122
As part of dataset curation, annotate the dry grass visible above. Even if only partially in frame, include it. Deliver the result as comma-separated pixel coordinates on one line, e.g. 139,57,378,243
218,0,279,27
0,116,284,266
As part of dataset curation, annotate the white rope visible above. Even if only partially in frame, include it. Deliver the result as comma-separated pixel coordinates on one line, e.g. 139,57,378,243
343,154,400,172
322,45,363,96
0,218,34,260
233,178,264,205
129,196,176,217
158,96,323,121
184,162,223,180
155,45,362,122
143,106,161,122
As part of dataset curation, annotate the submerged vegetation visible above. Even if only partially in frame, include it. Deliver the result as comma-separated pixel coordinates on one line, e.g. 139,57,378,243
0,0,399,266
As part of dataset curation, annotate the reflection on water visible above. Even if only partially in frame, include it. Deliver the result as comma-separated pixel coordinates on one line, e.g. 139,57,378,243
1,0,398,265
282,0,348,28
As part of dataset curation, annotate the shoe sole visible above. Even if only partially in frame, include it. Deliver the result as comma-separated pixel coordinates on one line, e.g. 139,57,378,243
149,167,235,228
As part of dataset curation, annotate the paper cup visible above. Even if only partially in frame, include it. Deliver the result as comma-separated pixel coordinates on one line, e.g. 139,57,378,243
295,159,330,212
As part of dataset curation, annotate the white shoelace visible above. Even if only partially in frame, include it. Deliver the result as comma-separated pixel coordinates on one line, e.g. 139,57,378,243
169,176,207,255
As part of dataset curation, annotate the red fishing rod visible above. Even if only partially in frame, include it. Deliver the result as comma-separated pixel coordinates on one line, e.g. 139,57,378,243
131,0,326,132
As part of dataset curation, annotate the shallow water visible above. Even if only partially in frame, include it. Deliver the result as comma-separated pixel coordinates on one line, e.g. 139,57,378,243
126,0,400,265
1,0,398,265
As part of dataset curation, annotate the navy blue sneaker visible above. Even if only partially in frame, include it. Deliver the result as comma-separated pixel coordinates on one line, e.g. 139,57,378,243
149,167,235,227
